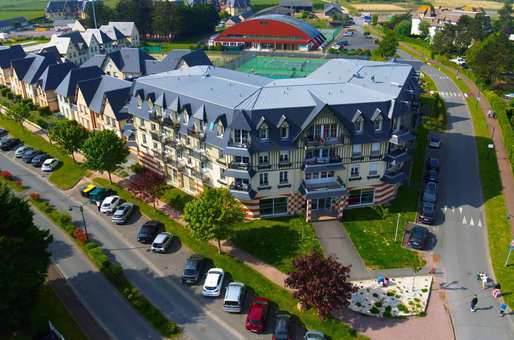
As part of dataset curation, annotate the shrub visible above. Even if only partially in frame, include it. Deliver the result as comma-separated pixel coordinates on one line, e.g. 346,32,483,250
57,212,72,226
30,192,41,200
385,305,392,312
129,163,145,174
87,246,110,268
370,306,380,314
0,170,12,179
421,288,428,293
39,106,52,117
383,310,392,317
397,304,409,313
6,92,13,100
374,301,382,308
386,291,396,297
73,228,88,244
85,242,99,251
15,179,23,187
36,118,48,129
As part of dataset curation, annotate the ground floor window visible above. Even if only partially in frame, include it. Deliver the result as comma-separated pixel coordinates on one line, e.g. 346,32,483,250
260,197,288,216
348,188,375,206
311,197,332,210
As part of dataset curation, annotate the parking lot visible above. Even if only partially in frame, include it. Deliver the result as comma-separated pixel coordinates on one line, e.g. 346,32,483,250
332,17,377,51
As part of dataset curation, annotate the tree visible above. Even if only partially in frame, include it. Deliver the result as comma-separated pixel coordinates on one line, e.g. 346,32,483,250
0,184,52,331
127,169,165,208
419,21,430,39
394,19,411,37
375,29,398,58
466,33,514,85
496,0,513,36
431,24,458,55
285,251,355,319
82,1,115,28
115,0,154,36
372,14,378,26
5,102,30,125
48,120,89,162
81,130,129,183
184,187,244,253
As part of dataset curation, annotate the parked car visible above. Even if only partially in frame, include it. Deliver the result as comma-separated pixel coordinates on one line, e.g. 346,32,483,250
181,254,205,284
425,169,439,183
150,232,174,253
426,157,440,171
88,187,115,204
202,268,225,297
429,134,441,149
423,181,438,203
223,282,246,313
305,330,325,340
273,312,292,340
100,195,121,214
31,153,50,167
111,203,134,224
342,30,353,37
41,158,59,172
15,145,31,158
22,149,42,163
408,226,429,250
419,201,436,225
245,297,270,333
80,184,96,198
0,128,7,137
0,137,20,151
137,220,164,244
336,40,349,46
450,57,466,66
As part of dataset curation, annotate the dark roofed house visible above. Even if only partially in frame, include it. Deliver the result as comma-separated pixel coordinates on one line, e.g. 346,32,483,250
224,0,251,16
35,62,77,111
0,17,29,33
279,0,313,13
0,45,26,86
324,3,343,17
45,0,89,20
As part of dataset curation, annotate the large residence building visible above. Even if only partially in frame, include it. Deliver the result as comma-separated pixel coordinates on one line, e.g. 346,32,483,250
129,59,419,220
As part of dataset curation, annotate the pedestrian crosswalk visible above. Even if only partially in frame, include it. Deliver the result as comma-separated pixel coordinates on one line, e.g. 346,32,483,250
439,91,463,98
444,205,483,228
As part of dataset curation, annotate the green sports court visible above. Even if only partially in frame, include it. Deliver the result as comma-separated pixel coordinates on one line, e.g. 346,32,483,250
236,56,327,79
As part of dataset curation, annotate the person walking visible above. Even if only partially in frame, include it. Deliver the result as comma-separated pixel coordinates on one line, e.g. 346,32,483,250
493,283,502,298
96,200,101,212
481,273,489,289
470,295,478,312
499,303,508,317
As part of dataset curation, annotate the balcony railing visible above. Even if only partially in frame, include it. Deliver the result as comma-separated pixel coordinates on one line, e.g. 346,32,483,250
228,139,250,149
303,157,343,169
229,162,251,171
230,182,251,192
303,136,345,147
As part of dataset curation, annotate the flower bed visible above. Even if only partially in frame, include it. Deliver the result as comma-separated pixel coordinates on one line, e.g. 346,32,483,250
348,276,432,317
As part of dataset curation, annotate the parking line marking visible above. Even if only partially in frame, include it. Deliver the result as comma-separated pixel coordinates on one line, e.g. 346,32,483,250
462,216,467,225
459,207,463,214
469,217,475,226
444,205,447,213
478,219,483,228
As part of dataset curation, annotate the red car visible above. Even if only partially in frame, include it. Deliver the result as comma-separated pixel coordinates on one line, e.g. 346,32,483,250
245,297,269,333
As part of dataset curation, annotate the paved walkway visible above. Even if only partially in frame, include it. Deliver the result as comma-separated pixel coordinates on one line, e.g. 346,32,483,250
400,42,514,235
47,264,110,340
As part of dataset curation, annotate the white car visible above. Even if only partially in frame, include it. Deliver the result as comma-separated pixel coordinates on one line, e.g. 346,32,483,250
202,268,225,297
41,158,59,172
450,57,466,66
100,195,121,214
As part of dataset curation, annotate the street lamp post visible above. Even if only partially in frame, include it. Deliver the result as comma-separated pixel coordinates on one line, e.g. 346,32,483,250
69,205,89,240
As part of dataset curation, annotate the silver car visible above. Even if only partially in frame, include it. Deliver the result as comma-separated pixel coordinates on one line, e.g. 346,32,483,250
305,330,325,340
15,145,31,158
111,203,134,224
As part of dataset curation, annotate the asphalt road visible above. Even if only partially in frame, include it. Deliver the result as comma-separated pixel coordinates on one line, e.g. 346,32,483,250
0,150,305,340
32,207,160,340
399,51,514,340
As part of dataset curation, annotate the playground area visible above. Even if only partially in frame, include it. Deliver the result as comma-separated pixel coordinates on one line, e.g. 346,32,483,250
235,55,327,79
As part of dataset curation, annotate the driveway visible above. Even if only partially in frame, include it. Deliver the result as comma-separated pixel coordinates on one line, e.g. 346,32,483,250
399,50,514,340
313,220,369,279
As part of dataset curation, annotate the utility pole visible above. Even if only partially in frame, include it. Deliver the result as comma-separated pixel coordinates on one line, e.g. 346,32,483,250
69,205,89,240
394,213,401,242
91,0,98,29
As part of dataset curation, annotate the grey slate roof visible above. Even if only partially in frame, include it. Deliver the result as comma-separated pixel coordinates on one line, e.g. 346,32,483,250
0,45,26,68
106,22,137,39
55,65,104,97
0,16,28,31
38,62,77,91
12,51,62,85
324,3,342,14
109,48,155,74
279,0,313,8
253,5,293,17
82,29,113,46
81,54,106,68
99,24,125,41
46,0,85,13
78,75,132,119
59,30,87,48
128,58,418,152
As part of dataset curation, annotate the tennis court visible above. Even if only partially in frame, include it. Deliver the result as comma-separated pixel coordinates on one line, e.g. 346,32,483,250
236,56,327,79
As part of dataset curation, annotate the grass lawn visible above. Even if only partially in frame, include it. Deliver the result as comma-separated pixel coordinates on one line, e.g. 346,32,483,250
0,10,44,20
157,185,194,212
0,116,87,190
142,33,213,53
0,0,46,19
7,282,87,340
231,217,322,273
93,177,365,340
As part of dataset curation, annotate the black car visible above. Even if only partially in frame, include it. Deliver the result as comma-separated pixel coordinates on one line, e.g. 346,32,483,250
0,128,7,137
137,220,164,244
408,226,429,250
419,201,436,225
425,169,439,183
22,149,42,163
31,153,50,167
426,157,440,172
0,137,20,151
273,312,291,340
182,254,205,284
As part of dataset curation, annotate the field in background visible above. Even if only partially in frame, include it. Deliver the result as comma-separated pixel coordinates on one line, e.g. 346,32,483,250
0,0,47,19
352,3,409,12
430,0,504,10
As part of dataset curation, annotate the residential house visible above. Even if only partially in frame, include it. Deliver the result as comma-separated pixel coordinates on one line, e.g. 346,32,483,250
129,59,419,220
324,3,344,18
98,24,129,48
100,22,140,47
82,28,116,53
0,45,26,86
48,30,101,65
223,0,251,16
0,17,29,33
55,65,103,120
10,50,61,101
45,0,90,20
75,75,132,135
279,0,313,13
33,62,77,111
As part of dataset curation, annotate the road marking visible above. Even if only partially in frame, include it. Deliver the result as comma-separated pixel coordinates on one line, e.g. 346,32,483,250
478,219,483,228
444,205,447,213
459,207,463,214
470,217,475,226
462,216,467,225
452,207,455,214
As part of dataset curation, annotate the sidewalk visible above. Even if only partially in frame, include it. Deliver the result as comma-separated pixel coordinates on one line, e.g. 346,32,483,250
400,42,514,235
47,264,110,340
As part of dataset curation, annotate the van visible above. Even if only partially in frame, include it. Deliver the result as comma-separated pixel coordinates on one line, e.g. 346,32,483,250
223,282,245,313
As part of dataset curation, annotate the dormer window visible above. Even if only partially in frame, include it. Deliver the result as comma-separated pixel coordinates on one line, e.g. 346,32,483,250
216,121,224,137
373,117,382,131
136,96,142,109
147,99,154,112
280,122,289,139
259,124,269,140
354,116,364,133
183,110,189,125
155,105,162,117
233,129,249,146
